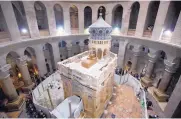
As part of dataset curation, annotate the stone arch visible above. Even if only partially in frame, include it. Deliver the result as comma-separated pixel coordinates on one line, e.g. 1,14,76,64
43,43,55,73
54,4,64,29
70,5,79,34
144,1,160,32
112,4,123,28
128,2,140,30
97,48,102,59
97,6,106,20
84,6,92,29
34,1,49,36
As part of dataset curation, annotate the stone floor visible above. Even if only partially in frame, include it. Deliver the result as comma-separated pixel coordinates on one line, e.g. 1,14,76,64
102,85,142,118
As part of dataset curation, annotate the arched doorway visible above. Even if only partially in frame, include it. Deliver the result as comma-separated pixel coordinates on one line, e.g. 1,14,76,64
54,4,64,30
11,1,30,38
70,5,79,34
24,47,39,78
112,5,123,29
97,6,106,20
0,6,10,42
84,6,92,29
6,51,24,89
143,1,160,38
161,1,181,42
128,2,140,36
43,43,55,73
34,1,49,36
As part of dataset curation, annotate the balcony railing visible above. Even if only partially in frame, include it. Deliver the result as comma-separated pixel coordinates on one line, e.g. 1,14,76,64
40,29,50,36
143,30,152,38
0,31,10,43
127,29,135,36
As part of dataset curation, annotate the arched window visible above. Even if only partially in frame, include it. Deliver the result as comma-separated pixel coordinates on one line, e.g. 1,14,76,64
70,5,79,34
34,1,49,36
112,5,123,28
84,6,92,29
143,1,160,37
97,6,106,20
54,4,64,29
128,2,140,30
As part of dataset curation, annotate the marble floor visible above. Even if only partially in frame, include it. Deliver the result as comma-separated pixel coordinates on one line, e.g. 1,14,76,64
102,85,142,118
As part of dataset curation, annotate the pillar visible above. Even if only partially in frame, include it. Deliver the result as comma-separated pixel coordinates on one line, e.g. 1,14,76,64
78,7,84,34
92,6,98,23
51,42,60,68
151,1,170,40
63,7,71,34
135,1,149,37
131,50,141,74
122,7,131,35
23,1,40,38
153,60,177,102
33,45,47,77
1,1,21,41
79,41,85,53
16,56,33,87
105,5,112,26
0,64,24,111
0,64,18,102
141,51,158,87
171,12,181,44
67,41,72,58
46,2,56,36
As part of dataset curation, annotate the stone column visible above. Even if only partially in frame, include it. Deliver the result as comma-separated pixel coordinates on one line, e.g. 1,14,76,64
171,12,181,44
135,1,149,37
153,60,177,102
1,1,21,41
63,7,71,34
151,1,170,40
105,5,112,25
141,51,158,87
122,8,131,35
67,42,72,58
79,41,85,53
16,56,33,87
92,6,98,23
23,1,40,38
0,64,18,102
78,7,84,34
130,51,141,73
33,45,47,77
51,42,60,68
45,2,56,36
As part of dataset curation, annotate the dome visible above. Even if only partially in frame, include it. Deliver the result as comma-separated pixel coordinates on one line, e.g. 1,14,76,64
89,15,112,40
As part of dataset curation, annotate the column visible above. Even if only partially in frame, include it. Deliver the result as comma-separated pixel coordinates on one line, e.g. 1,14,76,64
0,64,18,102
66,41,72,58
164,76,181,118
131,52,140,73
105,5,112,25
153,60,177,102
151,1,170,40
78,7,84,34
51,42,60,68
122,8,131,35
92,6,98,23
79,40,85,53
141,51,158,87
171,12,181,44
63,7,71,34
135,1,149,37
46,2,57,36
1,1,21,41
33,45,47,77
23,1,40,38
16,56,32,87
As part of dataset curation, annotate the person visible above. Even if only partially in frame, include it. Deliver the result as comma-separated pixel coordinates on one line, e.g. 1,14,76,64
146,100,153,109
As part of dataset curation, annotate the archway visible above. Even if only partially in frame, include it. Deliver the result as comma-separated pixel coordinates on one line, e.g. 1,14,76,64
70,5,79,34
6,51,23,88
128,2,140,36
0,6,10,42
84,6,92,29
161,1,181,41
97,6,106,20
112,5,123,29
11,1,30,38
43,43,55,73
54,4,64,29
143,1,160,37
24,47,39,78
34,1,49,36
